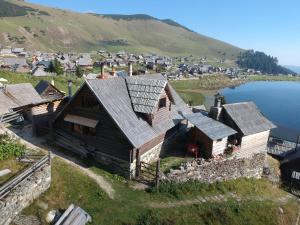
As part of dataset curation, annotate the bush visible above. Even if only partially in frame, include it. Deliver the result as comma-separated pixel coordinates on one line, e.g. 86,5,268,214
0,134,25,160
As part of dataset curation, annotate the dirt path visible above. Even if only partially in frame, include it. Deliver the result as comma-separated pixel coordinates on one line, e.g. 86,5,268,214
0,125,115,199
148,193,295,209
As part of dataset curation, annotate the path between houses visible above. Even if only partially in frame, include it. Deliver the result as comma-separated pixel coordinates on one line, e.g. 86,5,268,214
148,192,296,209
0,125,115,199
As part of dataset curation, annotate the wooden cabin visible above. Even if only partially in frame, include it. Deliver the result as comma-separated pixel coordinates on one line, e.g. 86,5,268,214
35,80,65,101
214,101,276,158
31,81,66,136
0,83,44,124
52,74,191,178
281,152,300,190
185,113,237,158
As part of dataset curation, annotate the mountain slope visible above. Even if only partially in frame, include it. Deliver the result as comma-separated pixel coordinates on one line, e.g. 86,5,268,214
0,0,243,59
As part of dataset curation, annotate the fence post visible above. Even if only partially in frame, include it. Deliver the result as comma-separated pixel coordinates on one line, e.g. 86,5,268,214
155,159,160,190
136,149,141,177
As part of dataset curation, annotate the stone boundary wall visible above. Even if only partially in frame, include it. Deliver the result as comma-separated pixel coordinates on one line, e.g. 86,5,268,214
163,153,266,183
0,163,51,225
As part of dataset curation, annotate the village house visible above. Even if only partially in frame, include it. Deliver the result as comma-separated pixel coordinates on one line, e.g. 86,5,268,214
185,113,237,158
51,74,191,178
209,96,276,158
0,83,44,124
0,58,30,73
30,81,66,136
35,80,65,101
77,57,93,70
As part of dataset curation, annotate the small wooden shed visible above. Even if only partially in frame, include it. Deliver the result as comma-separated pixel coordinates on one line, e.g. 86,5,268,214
185,113,237,157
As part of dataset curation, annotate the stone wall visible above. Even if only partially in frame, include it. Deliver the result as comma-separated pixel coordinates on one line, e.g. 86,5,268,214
163,153,266,183
0,164,51,225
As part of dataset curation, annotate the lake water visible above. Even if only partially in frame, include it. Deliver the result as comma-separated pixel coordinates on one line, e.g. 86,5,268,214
221,81,300,138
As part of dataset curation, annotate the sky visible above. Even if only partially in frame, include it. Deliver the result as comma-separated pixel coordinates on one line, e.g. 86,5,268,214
27,0,300,66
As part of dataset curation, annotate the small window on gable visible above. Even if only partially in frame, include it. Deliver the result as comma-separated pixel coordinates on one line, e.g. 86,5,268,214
217,138,223,142
158,97,166,109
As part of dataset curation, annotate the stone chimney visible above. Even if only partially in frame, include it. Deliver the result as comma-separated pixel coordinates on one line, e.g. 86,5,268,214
209,93,223,121
128,61,133,76
68,80,72,102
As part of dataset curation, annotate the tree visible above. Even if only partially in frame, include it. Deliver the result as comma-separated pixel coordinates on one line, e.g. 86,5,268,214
52,58,64,75
75,65,83,78
47,61,55,73
236,50,295,75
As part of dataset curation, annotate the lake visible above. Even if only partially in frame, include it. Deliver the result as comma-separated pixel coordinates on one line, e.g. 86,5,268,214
221,81,300,140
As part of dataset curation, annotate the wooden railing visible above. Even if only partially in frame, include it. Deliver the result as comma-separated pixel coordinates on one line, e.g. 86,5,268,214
0,153,51,200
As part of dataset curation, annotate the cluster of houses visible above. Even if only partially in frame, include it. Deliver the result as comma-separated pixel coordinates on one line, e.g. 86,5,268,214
0,45,93,76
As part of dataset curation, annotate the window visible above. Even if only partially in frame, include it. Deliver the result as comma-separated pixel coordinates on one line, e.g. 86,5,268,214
158,97,166,109
217,138,223,142
72,124,96,136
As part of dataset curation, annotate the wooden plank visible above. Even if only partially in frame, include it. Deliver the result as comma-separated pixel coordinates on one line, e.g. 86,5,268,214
55,204,75,225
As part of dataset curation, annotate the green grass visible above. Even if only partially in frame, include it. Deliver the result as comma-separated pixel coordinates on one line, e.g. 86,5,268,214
170,75,245,91
22,156,300,225
247,75,300,82
0,158,27,185
0,70,84,94
170,75,245,106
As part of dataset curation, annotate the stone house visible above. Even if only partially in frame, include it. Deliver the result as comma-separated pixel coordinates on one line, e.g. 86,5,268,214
51,74,191,178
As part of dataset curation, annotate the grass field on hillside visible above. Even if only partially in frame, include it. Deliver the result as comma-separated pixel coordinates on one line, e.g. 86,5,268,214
170,75,245,106
0,70,84,93
22,157,299,225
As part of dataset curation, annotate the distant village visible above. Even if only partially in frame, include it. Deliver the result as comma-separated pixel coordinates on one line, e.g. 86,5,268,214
0,44,291,82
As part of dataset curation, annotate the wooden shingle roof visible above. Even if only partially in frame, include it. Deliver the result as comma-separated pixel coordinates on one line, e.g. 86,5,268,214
126,74,167,114
0,83,43,115
222,102,276,136
85,75,191,148
184,113,237,140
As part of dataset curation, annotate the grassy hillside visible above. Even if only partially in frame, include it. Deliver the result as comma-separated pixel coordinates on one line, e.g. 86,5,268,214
23,157,299,225
0,0,243,59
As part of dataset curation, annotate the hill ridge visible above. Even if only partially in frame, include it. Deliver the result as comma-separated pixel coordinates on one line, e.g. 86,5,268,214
0,0,243,59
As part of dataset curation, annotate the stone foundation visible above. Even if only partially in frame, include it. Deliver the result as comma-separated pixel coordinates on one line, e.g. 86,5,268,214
0,164,51,225
164,153,266,183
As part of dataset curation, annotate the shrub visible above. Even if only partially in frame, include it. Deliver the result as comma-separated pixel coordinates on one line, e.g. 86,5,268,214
0,134,25,160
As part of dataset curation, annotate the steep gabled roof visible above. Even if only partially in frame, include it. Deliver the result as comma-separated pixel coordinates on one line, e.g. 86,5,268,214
86,78,157,148
184,113,237,140
83,75,191,148
222,102,276,136
125,74,167,114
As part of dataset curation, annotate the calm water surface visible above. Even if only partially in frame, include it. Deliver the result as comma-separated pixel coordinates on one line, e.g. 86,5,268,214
221,81,300,132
